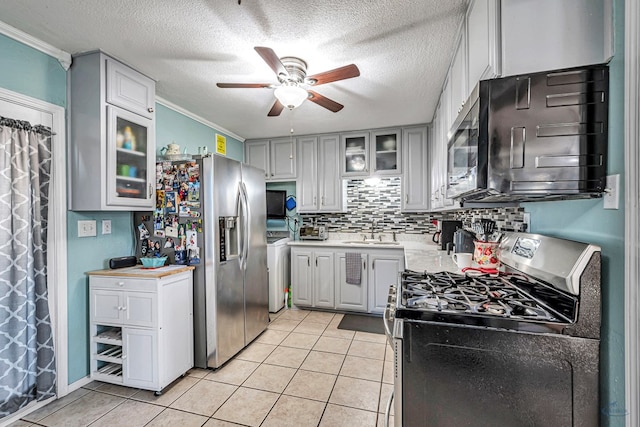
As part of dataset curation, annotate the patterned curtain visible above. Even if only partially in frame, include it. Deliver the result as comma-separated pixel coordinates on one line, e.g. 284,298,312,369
0,117,56,418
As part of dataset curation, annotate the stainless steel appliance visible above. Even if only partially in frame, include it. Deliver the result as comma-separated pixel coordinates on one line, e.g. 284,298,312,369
447,64,608,203
450,228,475,254
384,232,601,426
432,220,462,251
136,155,269,369
299,225,328,240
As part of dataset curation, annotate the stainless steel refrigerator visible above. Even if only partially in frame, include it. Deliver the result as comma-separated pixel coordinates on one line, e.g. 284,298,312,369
135,154,269,369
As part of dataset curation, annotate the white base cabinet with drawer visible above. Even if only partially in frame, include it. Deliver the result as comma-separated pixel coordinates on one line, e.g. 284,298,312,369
88,267,194,394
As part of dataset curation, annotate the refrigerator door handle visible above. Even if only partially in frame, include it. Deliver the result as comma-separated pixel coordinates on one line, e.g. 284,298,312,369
237,186,246,270
239,182,250,271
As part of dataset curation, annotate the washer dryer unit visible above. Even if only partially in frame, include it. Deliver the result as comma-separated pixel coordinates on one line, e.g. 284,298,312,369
267,232,291,312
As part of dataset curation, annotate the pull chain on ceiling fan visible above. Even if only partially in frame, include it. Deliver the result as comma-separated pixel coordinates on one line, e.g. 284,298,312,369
216,46,360,117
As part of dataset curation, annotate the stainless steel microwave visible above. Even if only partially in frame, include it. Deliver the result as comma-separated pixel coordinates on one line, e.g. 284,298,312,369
446,64,609,203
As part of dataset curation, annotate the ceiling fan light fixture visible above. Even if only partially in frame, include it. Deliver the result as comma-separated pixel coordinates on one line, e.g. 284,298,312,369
274,85,308,109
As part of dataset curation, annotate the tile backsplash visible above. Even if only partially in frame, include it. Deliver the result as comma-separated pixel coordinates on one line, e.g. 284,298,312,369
299,177,528,235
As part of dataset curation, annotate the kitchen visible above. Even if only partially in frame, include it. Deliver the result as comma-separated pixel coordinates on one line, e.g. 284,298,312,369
0,0,634,426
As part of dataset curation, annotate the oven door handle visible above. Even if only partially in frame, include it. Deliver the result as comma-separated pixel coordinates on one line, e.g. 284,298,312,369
383,303,394,347
384,390,394,427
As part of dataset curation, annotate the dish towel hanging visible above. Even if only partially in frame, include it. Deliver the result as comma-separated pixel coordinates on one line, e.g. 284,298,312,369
345,253,362,285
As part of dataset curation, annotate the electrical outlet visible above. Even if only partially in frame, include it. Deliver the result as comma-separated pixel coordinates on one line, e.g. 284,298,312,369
603,174,620,210
77,220,97,237
102,219,112,235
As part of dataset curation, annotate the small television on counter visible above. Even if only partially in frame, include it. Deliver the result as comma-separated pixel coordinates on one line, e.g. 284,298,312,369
266,190,287,219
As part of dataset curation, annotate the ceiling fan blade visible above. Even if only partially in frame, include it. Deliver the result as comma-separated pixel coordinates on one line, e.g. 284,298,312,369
216,83,273,88
307,64,360,86
267,99,285,117
307,90,344,112
254,46,289,78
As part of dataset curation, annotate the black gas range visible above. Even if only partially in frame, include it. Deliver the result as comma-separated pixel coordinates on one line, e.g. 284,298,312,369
384,232,601,427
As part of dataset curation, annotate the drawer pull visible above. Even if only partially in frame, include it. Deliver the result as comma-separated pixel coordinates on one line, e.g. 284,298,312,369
117,281,125,287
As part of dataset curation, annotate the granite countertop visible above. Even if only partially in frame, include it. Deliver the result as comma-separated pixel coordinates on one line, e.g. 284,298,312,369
87,265,195,279
288,233,459,273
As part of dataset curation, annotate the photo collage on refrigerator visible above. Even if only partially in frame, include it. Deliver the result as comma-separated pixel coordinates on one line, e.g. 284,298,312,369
137,161,203,265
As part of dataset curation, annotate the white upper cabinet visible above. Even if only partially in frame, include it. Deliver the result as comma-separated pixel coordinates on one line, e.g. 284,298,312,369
341,129,401,177
466,0,501,90
317,134,343,212
401,126,430,212
244,138,296,181
244,140,269,177
370,129,402,175
449,25,468,124
296,136,318,212
270,137,297,180
106,58,155,119
69,51,156,211
297,134,343,213
341,131,370,177
501,0,613,77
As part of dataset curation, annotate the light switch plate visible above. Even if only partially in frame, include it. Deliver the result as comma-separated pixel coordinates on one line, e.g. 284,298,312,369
603,174,620,210
78,220,97,237
102,219,112,235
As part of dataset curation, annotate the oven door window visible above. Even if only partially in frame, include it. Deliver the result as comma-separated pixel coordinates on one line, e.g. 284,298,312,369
447,101,479,199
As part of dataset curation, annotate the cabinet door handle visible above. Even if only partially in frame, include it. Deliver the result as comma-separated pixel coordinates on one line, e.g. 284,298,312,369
405,194,408,203
147,107,154,113
307,257,310,267
148,184,153,198
363,260,366,270
315,258,318,267
372,260,375,269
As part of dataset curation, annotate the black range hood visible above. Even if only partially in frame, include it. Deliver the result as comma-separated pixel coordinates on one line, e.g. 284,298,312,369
447,64,609,204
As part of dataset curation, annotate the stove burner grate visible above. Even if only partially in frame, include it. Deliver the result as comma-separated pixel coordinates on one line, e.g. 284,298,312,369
399,270,565,322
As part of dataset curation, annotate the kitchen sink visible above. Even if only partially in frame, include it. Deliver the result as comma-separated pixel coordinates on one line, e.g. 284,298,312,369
343,240,400,245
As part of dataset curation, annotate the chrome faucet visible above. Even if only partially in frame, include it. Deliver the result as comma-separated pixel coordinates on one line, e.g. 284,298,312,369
371,221,377,240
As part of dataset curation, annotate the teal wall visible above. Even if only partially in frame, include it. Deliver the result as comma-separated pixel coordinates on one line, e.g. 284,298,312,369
266,181,298,237
66,211,135,381
0,34,66,107
0,34,250,384
522,0,626,423
155,103,244,162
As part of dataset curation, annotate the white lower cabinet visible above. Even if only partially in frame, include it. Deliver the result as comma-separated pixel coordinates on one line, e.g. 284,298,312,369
314,251,336,308
368,253,405,314
335,252,368,312
291,245,404,314
88,267,194,394
291,248,335,308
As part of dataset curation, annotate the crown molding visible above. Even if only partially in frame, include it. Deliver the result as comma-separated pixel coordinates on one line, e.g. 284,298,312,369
0,20,71,70
155,96,245,142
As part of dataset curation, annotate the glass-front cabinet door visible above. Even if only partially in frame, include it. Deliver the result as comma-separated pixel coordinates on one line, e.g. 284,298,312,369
106,105,155,207
371,129,401,175
341,132,369,177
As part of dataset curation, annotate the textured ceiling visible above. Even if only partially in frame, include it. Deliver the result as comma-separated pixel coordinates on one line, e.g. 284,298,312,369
0,0,466,140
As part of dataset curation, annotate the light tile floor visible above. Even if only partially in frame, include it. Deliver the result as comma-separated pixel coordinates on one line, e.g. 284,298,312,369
9,309,395,427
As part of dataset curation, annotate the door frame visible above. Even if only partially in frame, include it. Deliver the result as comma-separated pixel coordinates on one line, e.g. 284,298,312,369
0,87,68,397
625,1,640,425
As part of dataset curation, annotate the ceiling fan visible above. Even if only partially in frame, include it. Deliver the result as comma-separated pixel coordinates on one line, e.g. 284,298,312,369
216,46,360,117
